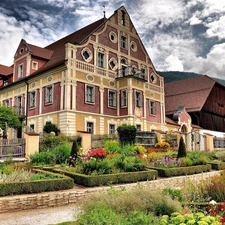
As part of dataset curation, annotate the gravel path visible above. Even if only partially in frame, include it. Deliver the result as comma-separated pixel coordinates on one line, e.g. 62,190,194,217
0,204,80,225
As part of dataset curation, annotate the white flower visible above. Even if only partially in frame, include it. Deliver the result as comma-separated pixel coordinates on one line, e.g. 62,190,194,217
209,200,217,205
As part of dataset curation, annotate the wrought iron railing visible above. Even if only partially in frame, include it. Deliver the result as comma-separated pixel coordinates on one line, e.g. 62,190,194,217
116,66,147,81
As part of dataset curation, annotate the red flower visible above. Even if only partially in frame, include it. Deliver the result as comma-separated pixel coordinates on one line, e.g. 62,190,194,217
137,154,143,158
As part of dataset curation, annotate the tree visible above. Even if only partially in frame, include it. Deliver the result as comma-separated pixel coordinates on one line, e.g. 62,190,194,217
117,124,137,146
43,122,60,136
177,136,186,158
0,106,22,130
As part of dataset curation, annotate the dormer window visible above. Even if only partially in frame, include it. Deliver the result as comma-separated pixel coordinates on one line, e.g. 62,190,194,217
18,64,23,78
32,62,38,70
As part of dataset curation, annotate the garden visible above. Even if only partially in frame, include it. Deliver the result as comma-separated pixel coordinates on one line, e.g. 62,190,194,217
2,124,225,224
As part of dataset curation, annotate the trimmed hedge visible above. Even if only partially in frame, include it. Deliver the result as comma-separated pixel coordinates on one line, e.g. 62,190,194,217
0,169,74,196
53,169,158,187
209,161,225,170
147,164,212,177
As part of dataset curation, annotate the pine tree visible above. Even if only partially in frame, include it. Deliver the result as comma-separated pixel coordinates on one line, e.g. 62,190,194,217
177,136,186,158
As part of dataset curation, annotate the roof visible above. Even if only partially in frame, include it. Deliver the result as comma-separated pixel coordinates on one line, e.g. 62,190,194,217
165,75,216,115
0,64,13,77
165,116,179,126
34,17,107,74
26,43,53,60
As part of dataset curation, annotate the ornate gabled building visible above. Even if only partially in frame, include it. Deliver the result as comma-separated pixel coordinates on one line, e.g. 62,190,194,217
0,6,167,138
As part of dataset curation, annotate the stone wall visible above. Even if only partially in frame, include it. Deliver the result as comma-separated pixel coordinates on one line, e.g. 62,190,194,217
0,170,221,213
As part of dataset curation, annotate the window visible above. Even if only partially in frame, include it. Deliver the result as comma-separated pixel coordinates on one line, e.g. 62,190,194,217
30,124,34,132
136,124,141,131
45,85,53,104
121,36,127,48
150,101,156,115
108,91,116,107
81,47,92,62
30,91,36,108
16,96,22,115
109,124,115,134
3,79,8,86
86,85,95,103
18,64,23,78
121,90,127,107
135,91,142,107
32,62,38,70
98,52,105,68
3,99,9,107
141,68,146,79
87,122,94,133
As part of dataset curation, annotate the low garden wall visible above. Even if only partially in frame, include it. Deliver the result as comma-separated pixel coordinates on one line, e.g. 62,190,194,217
0,170,221,213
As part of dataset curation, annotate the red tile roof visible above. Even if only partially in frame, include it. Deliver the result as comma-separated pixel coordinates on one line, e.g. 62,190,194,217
32,17,107,74
0,64,13,76
26,43,53,60
165,75,215,115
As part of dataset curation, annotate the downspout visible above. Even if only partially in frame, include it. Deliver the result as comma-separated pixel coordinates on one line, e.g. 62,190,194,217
25,81,29,127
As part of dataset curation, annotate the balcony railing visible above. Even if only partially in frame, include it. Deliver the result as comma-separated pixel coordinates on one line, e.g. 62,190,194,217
116,66,147,81
13,106,25,116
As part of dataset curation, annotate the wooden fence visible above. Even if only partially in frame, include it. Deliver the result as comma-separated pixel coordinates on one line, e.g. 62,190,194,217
0,138,25,158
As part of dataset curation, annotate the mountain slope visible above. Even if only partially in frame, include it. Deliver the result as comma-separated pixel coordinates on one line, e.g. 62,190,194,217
157,71,225,85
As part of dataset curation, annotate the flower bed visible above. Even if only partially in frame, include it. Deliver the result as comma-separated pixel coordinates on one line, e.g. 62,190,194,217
52,168,158,187
147,164,212,177
0,169,74,196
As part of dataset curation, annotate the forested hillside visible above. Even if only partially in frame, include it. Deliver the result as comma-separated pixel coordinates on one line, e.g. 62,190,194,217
157,71,225,85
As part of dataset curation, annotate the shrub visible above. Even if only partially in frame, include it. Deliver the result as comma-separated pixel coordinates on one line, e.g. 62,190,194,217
133,145,147,154
43,122,60,136
155,141,170,149
117,124,136,146
76,186,182,224
104,140,121,153
52,143,71,164
215,150,225,162
180,157,194,166
69,140,79,166
30,150,55,164
177,136,186,158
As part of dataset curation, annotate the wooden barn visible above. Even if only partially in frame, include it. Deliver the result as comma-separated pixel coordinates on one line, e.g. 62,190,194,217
165,75,225,132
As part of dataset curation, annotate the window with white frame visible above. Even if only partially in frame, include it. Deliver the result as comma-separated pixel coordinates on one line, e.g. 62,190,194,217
18,64,23,78
150,101,156,115
109,124,115,134
121,35,127,48
121,10,125,25
3,99,9,107
87,122,94,133
30,124,34,132
86,85,95,103
30,91,36,108
108,90,116,107
45,85,53,104
98,52,105,68
136,124,141,131
32,62,38,70
121,90,127,107
135,91,142,107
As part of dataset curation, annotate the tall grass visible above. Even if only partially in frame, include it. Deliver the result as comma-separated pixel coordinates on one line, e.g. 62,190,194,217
75,186,183,225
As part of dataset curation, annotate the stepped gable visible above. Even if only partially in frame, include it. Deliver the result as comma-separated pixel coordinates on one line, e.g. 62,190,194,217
165,75,215,115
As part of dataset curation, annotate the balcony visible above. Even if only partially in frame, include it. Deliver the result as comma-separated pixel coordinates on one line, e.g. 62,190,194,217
116,66,147,82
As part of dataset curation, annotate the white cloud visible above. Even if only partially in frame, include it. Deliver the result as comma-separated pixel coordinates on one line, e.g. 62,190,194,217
165,55,184,71
188,15,202,25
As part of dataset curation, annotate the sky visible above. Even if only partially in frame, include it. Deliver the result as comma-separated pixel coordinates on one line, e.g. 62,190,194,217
0,0,225,79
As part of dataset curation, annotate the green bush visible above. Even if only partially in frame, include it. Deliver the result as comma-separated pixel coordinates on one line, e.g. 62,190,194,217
177,136,186,158
30,150,55,164
0,169,74,196
76,186,182,224
117,124,136,146
104,140,121,153
52,143,71,164
43,122,60,136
